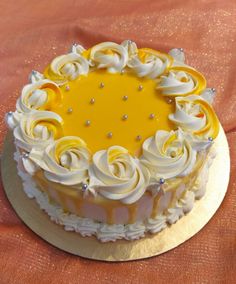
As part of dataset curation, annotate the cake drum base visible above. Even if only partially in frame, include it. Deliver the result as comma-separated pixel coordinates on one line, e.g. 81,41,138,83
1,126,230,262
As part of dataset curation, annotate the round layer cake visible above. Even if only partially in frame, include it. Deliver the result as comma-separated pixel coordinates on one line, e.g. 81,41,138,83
6,40,219,242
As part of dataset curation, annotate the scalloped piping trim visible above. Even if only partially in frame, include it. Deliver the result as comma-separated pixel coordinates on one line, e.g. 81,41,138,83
14,148,216,242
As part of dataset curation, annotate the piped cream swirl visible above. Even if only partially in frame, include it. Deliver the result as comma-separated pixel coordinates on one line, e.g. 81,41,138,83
89,146,150,204
141,129,197,180
30,136,91,185
14,111,63,151
29,70,44,83
16,80,62,113
90,42,128,73
157,66,206,96
45,53,89,84
127,48,173,79
169,95,219,149
5,111,23,129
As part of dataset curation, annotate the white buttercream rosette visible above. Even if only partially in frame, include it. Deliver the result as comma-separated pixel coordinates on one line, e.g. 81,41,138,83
13,110,63,152
169,95,219,150
127,48,172,79
16,79,61,113
90,42,128,73
48,52,89,84
157,70,195,96
141,129,197,181
89,146,150,204
156,67,206,97
29,136,91,186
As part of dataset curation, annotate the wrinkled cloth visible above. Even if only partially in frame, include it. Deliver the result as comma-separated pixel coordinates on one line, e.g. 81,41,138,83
0,1,236,283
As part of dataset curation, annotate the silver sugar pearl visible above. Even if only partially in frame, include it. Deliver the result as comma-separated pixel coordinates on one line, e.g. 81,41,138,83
122,114,128,121
179,48,184,52
100,82,105,88
90,98,95,104
81,183,88,191
67,107,73,113
32,70,37,75
138,85,143,91
107,132,113,138
208,137,213,142
149,113,155,119
22,152,29,159
167,98,173,104
123,95,128,101
159,178,165,184
211,88,216,93
127,39,133,44
136,135,142,141
85,120,91,126
65,85,70,91
7,111,13,116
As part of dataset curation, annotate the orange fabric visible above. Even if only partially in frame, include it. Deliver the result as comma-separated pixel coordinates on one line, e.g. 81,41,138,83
0,0,236,283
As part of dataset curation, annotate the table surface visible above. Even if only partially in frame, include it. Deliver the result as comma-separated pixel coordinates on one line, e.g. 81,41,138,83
0,1,235,283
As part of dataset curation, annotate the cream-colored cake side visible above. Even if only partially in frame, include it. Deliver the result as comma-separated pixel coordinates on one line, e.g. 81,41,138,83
14,146,215,242
27,149,206,225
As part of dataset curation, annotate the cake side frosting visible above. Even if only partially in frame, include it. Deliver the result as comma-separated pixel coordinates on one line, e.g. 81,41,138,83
14,145,216,242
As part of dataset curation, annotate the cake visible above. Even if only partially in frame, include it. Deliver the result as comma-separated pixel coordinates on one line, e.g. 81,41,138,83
6,40,220,242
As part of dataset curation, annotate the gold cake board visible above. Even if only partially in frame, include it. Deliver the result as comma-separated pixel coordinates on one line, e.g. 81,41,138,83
1,126,230,262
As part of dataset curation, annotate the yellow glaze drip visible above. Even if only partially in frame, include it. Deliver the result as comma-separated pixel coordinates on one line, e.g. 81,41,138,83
106,207,114,224
128,204,138,223
151,191,163,218
49,70,175,155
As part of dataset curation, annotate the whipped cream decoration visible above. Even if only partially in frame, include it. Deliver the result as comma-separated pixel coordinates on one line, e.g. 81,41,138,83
30,136,91,186
71,43,86,55
124,222,146,240
121,40,138,57
47,52,89,84
16,80,62,113
169,95,219,149
145,215,167,233
157,70,195,95
90,42,128,73
192,148,216,199
169,48,185,64
141,129,197,180
89,146,150,204
21,152,40,175
29,70,45,83
127,48,172,79
5,111,23,129
66,218,98,236
167,204,184,224
179,191,195,213
157,67,206,96
200,88,216,104
13,111,63,152
97,224,126,242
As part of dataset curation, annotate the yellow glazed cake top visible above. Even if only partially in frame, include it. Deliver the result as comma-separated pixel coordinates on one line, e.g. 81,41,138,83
49,70,175,155
7,40,219,204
